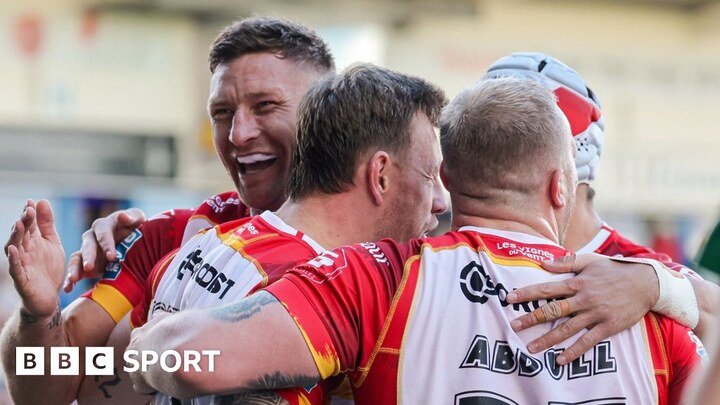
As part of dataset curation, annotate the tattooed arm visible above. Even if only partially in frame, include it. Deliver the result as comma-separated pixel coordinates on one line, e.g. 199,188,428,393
127,291,320,399
76,314,149,404
1,200,118,404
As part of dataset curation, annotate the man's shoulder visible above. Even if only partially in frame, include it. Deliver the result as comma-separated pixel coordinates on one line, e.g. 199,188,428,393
596,227,657,258
455,227,570,264
180,191,249,244
192,191,249,221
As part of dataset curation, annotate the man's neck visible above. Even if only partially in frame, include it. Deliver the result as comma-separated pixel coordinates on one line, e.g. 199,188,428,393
274,194,372,250
449,193,563,245
563,186,603,252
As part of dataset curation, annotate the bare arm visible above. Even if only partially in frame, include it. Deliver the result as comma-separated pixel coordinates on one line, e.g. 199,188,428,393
686,321,720,405
687,275,720,341
127,291,320,399
0,200,117,404
77,313,149,405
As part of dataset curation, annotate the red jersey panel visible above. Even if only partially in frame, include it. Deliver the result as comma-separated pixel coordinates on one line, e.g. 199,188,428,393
82,191,249,323
267,227,703,405
578,223,702,278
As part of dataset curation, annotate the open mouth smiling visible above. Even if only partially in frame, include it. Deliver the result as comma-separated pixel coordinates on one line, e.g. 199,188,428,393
236,153,278,174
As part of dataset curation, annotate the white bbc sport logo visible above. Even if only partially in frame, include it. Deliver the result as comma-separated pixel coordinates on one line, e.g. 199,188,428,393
16,347,114,376
16,347,219,375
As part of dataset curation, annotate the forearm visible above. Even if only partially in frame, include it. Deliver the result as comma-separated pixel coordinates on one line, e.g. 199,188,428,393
134,313,218,398
77,314,146,404
688,276,720,341
132,293,320,399
0,305,81,405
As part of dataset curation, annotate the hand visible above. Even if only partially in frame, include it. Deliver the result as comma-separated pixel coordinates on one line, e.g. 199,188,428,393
4,200,66,318
126,333,157,395
126,320,163,396
505,253,659,365
64,208,145,292
125,311,172,395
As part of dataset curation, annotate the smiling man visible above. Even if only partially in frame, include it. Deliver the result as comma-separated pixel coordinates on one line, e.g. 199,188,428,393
6,63,449,405
0,17,336,404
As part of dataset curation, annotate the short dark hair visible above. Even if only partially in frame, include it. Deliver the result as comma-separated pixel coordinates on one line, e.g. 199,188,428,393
288,63,447,200
209,17,335,73
440,77,568,193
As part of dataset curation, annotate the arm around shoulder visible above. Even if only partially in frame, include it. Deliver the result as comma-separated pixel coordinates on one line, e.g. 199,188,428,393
127,291,320,399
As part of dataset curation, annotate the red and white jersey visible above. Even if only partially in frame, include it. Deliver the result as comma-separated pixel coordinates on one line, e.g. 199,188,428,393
578,223,701,278
82,191,249,323
149,211,326,317
135,211,331,405
267,227,703,405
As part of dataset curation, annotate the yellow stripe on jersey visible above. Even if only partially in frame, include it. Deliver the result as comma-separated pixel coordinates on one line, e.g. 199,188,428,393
283,308,341,379
648,314,671,381
90,284,134,323
356,255,422,387
218,229,278,286
471,236,548,270
420,239,547,270
640,315,660,405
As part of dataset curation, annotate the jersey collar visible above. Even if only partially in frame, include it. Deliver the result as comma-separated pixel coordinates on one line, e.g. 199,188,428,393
458,226,564,248
259,211,327,255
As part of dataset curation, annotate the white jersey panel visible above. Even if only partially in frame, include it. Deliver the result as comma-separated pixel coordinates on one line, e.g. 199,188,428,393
399,231,656,405
151,211,325,405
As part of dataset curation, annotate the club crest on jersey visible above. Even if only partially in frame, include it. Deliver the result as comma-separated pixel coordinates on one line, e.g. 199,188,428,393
103,229,143,280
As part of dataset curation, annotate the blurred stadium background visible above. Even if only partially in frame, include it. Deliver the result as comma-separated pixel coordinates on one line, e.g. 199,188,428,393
1,0,719,402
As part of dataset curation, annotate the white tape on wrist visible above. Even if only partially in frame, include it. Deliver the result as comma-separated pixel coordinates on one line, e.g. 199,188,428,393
609,256,699,329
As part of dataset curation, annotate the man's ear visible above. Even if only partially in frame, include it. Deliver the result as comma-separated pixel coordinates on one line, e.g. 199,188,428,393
367,151,391,206
439,162,449,190
549,168,568,209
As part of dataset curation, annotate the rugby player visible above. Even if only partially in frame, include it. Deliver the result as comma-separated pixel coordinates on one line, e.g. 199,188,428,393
73,52,718,383
482,52,719,363
128,78,703,404
4,63,449,404
1,17,335,404
90,63,447,404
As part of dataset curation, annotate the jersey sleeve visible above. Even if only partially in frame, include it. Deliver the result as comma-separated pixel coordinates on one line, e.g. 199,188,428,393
82,209,194,323
264,240,410,378
660,316,707,404
628,252,704,280
128,247,180,328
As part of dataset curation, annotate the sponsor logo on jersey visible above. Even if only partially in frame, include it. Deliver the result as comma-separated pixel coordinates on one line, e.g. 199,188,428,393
177,248,236,299
103,229,143,280
300,250,348,284
688,330,709,367
205,195,241,214
358,242,388,264
151,300,179,315
493,241,556,262
459,261,556,313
